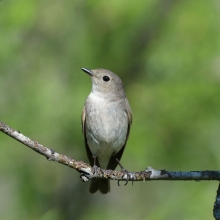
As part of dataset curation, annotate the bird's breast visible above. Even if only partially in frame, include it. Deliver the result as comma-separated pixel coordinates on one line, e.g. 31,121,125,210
85,93,128,151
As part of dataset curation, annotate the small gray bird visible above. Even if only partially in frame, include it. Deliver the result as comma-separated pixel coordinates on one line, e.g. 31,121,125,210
81,68,132,194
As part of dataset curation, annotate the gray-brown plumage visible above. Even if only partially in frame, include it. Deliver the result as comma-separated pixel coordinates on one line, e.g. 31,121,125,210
81,68,132,194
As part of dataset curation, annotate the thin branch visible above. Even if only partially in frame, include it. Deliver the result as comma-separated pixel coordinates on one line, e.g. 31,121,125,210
1,121,220,183
214,183,220,220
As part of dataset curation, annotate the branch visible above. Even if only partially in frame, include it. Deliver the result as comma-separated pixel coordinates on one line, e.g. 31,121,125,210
214,183,220,220
1,121,220,182
1,121,220,218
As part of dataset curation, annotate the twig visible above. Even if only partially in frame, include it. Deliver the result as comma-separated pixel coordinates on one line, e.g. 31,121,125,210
1,121,220,182
214,183,220,220
1,121,220,217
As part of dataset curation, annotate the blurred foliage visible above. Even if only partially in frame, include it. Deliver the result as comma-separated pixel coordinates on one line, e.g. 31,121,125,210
1,0,220,219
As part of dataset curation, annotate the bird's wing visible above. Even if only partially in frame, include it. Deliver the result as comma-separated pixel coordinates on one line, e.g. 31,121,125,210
81,106,96,166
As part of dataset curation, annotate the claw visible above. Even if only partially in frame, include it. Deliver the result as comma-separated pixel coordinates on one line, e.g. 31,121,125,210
117,173,129,186
124,178,129,186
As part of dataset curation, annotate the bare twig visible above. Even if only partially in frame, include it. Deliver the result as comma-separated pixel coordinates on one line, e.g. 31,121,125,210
1,121,220,183
214,183,220,220
1,121,220,218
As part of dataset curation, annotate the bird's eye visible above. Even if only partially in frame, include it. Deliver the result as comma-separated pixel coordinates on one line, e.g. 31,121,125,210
103,76,110,82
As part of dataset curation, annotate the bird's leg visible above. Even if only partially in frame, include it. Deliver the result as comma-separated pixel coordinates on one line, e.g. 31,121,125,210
115,158,127,172
93,154,97,167
115,158,130,186
92,154,99,179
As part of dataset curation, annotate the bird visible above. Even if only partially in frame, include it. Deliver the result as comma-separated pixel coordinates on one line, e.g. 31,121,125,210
81,68,132,194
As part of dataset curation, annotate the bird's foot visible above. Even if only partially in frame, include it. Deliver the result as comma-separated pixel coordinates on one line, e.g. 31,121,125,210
79,165,101,182
92,165,100,177
115,158,135,186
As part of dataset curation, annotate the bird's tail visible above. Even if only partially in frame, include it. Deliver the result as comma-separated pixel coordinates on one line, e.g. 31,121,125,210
89,179,110,194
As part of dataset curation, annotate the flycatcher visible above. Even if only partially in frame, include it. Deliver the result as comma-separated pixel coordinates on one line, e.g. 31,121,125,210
81,68,132,194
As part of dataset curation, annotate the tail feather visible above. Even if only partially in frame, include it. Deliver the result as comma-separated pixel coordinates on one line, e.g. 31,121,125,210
99,179,110,194
89,179,110,194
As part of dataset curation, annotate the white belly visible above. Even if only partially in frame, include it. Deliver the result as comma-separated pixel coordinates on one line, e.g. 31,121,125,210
85,93,128,168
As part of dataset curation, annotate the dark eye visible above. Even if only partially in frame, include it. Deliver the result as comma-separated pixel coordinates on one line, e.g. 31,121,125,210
103,76,110,82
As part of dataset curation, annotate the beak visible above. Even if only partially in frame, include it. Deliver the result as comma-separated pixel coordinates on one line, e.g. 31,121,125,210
81,68,93,76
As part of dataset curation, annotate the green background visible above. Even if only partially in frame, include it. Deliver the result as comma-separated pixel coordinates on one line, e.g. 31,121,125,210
1,0,220,219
